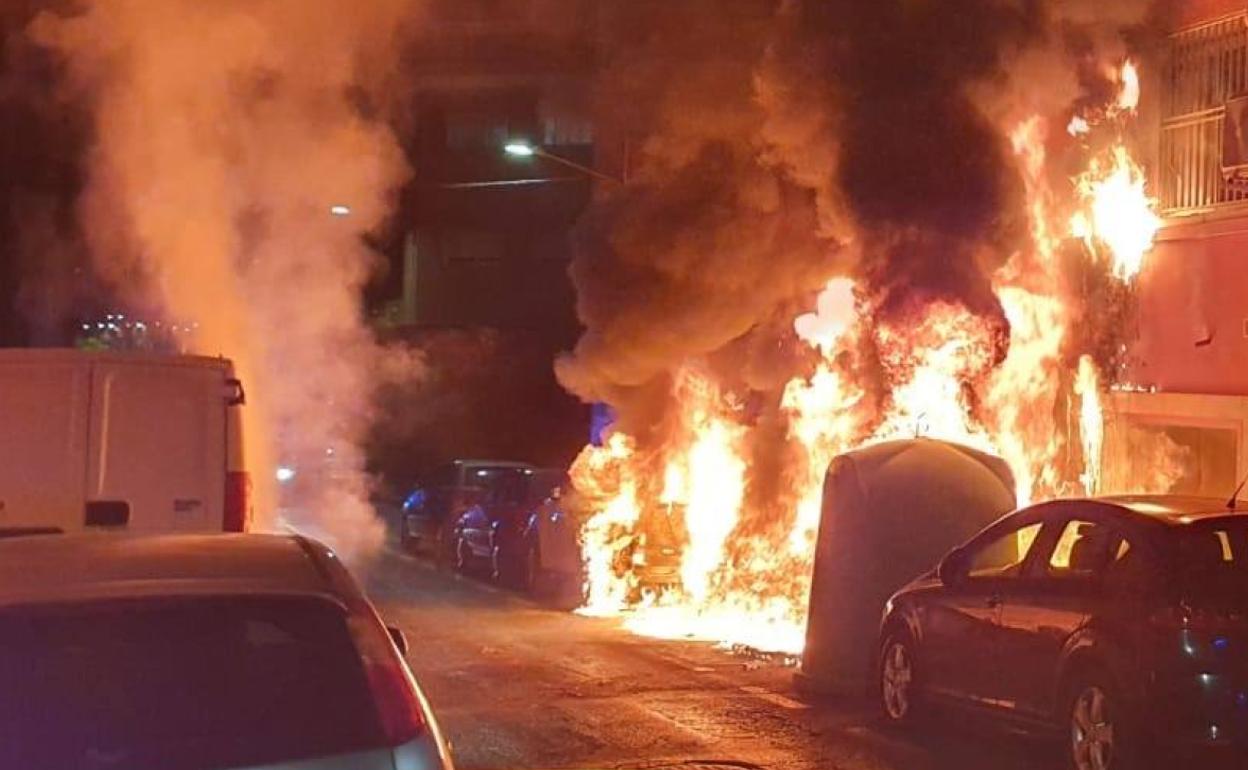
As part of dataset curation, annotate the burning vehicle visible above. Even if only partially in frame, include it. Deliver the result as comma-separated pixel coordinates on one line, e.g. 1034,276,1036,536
549,2,1180,659
528,483,685,605
603,499,686,600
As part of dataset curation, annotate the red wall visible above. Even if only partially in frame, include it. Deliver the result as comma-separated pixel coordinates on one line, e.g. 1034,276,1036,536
1131,215,1248,395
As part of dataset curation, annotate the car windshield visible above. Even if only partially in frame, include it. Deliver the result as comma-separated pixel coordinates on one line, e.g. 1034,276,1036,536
0,595,387,770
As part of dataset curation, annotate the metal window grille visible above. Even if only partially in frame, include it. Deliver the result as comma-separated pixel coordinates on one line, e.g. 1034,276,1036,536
1160,13,1248,214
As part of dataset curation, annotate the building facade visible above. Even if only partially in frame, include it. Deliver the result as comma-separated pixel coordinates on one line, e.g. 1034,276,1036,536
1108,0,1248,495
378,0,601,339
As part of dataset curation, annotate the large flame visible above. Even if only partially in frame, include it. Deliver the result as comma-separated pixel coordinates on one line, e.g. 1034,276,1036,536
1071,144,1160,281
567,58,1168,654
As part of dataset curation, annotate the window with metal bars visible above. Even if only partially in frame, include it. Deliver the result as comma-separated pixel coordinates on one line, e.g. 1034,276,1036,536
1160,13,1248,214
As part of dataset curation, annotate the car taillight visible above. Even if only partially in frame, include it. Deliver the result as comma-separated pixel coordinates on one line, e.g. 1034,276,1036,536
349,615,426,745
224,471,251,532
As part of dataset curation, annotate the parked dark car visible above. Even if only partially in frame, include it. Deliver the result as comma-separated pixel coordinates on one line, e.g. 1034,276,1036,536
451,468,563,584
399,459,535,558
0,533,453,770
877,495,1248,770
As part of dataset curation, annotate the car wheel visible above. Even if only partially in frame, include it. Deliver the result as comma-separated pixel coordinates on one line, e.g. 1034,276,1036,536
1067,674,1135,770
879,632,919,726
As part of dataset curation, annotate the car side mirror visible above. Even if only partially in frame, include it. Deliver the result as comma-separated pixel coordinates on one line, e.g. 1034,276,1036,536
938,548,967,586
386,625,409,657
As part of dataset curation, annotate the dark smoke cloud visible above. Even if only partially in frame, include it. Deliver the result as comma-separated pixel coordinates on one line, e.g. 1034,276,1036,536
560,0,1161,423
556,0,845,427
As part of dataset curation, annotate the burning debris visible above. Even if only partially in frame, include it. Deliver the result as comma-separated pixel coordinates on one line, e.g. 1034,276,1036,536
562,1,1174,653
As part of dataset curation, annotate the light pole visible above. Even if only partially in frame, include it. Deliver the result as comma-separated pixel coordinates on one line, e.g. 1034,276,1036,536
503,140,624,185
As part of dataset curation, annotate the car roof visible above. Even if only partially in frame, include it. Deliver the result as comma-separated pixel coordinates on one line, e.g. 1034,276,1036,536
454,459,535,469
0,533,342,607
0,347,234,372
1034,495,1248,526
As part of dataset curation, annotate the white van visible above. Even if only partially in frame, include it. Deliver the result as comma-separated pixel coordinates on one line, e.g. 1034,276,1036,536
0,349,250,533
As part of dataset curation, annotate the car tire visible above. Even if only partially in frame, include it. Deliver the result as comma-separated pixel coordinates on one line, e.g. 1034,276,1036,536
878,631,921,727
1065,670,1138,770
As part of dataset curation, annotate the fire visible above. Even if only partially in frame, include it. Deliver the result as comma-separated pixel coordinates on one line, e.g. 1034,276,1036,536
1071,144,1160,280
793,278,857,354
871,303,999,451
1117,60,1140,113
567,58,1166,654
572,433,644,614
1075,355,1104,494
664,373,747,603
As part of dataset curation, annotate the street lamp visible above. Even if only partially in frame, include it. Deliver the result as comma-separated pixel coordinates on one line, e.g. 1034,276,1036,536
503,142,537,158
501,140,623,185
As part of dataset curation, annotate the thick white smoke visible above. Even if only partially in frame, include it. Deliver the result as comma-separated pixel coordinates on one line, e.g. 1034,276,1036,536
30,0,421,560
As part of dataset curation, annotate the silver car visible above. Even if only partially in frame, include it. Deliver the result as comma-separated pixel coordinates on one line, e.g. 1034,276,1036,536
0,532,453,770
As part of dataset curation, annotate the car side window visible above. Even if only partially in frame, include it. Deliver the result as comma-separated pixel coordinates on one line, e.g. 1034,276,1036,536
1046,519,1115,578
1102,535,1156,593
965,522,1044,579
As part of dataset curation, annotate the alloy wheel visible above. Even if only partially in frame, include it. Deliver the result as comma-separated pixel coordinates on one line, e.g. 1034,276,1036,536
1071,685,1115,770
881,640,913,721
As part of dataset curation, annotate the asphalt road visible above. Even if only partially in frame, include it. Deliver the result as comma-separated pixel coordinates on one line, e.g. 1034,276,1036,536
365,544,1064,770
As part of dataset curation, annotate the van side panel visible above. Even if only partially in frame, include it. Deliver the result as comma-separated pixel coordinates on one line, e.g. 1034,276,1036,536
0,362,88,529
87,362,227,531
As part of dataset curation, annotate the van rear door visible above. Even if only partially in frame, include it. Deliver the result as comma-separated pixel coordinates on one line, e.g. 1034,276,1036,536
0,360,88,530
87,360,226,532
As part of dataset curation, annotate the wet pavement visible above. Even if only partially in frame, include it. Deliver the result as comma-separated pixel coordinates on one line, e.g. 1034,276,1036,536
366,544,1062,770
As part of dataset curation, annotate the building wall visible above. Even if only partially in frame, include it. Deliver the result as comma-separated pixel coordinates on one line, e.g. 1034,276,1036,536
1132,2,1248,396
1133,219,1248,394
385,0,597,338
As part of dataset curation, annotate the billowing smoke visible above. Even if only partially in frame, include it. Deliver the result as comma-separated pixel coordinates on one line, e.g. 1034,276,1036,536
556,0,847,437
29,0,420,559
560,0,1159,422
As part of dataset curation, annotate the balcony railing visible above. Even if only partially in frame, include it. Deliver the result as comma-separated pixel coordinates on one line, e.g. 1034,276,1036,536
1160,13,1248,215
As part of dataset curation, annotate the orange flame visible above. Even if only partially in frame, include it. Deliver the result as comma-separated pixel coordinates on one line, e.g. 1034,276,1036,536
1075,355,1104,494
1117,60,1140,113
1071,145,1159,280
